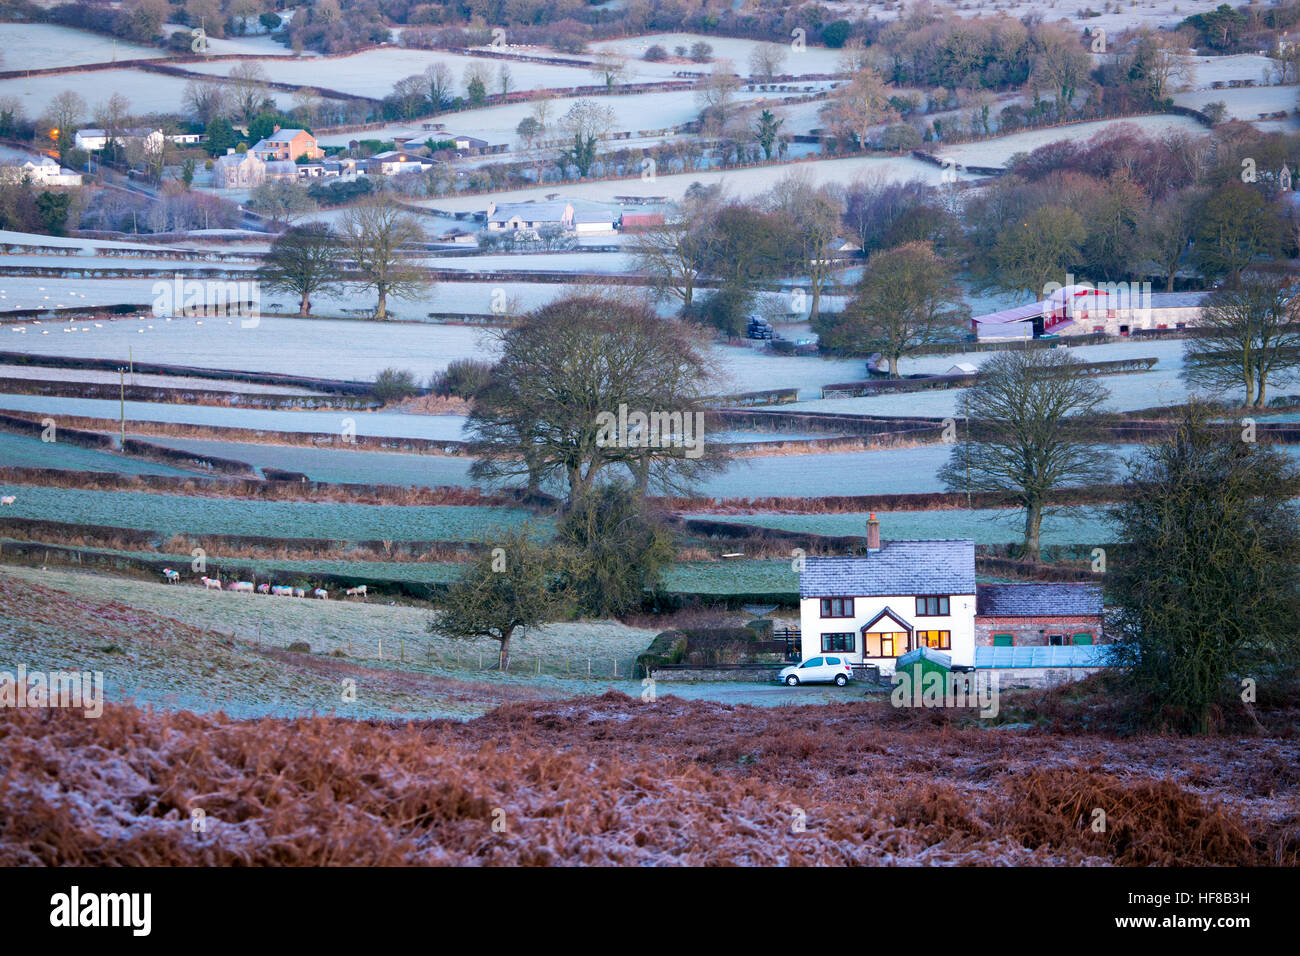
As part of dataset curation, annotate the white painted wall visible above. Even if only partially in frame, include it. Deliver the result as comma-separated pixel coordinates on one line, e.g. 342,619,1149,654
799,593,976,672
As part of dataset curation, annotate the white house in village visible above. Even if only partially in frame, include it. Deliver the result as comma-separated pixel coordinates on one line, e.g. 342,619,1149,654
212,150,265,189
485,198,618,234
0,155,82,187
73,127,169,154
798,516,977,672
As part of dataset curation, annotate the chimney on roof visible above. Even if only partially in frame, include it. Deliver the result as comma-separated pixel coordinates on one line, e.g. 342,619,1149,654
867,513,880,553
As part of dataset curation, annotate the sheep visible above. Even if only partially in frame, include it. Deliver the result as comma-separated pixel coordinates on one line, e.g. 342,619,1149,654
162,568,180,583
0,495,14,506
292,587,306,598
229,581,255,593
345,585,368,599
313,588,329,599
271,585,293,597
200,576,222,591
257,583,271,595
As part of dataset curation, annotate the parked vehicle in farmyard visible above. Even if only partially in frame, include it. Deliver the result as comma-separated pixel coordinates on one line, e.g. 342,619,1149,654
777,655,853,687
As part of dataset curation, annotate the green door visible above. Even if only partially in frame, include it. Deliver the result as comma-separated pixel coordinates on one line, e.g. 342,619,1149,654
1073,633,1093,646
993,634,1013,647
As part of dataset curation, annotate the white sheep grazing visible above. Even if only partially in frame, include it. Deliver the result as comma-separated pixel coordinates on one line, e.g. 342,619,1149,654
292,587,306,598
201,576,222,590
313,588,329,600
257,583,271,595
345,585,367,599
162,568,180,583
0,495,15,506
271,585,293,597
229,581,255,593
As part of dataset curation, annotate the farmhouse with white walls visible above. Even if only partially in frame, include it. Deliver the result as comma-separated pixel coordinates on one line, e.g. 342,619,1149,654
798,515,977,672
799,516,1112,678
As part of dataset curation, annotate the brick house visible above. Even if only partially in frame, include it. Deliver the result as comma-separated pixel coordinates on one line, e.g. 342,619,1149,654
249,128,323,162
974,583,1105,647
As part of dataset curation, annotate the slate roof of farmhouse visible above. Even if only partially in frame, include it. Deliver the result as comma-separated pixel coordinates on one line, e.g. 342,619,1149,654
799,540,976,599
976,583,1103,617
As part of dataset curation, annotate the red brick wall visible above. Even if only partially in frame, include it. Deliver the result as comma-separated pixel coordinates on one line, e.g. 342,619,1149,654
975,614,1106,646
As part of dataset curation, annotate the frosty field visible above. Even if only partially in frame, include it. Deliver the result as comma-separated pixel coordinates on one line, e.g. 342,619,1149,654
934,115,1206,169
0,393,470,440
0,485,541,541
699,507,1117,546
0,22,166,67
0,431,198,477
143,436,479,486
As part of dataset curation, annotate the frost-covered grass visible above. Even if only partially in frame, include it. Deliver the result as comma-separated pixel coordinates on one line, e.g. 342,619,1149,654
0,68,290,116
184,48,596,100
786,338,1243,415
143,436,479,486
0,566,658,719
586,33,845,78
0,22,165,67
415,152,971,215
699,507,1116,545
1173,84,1300,122
0,364,320,394
0,432,197,477
0,485,540,540
0,393,469,440
935,115,1205,169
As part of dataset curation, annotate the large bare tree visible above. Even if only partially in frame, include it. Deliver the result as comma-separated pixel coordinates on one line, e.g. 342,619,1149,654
465,293,726,500
229,61,270,123
820,67,895,149
819,241,967,374
337,199,430,319
939,349,1115,562
1183,268,1300,408
763,172,843,322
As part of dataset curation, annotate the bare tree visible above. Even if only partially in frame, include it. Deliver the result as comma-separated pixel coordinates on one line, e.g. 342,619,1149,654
558,98,615,177
259,222,344,316
497,62,515,98
45,90,86,158
763,172,843,322
229,61,270,123
465,293,725,501
291,87,322,126
820,67,896,148
748,43,787,82
1183,268,1300,408
93,91,132,152
590,53,627,91
183,78,229,124
424,63,454,109
337,198,431,319
630,191,721,307
939,349,1115,562
821,240,967,373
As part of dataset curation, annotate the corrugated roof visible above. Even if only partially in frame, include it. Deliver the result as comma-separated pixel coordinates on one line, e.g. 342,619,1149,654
977,582,1103,617
975,645,1113,668
800,540,975,598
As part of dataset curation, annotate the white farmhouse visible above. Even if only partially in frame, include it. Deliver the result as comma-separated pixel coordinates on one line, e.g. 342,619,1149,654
485,198,618,234
0,156,82,187
798,516,977,672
